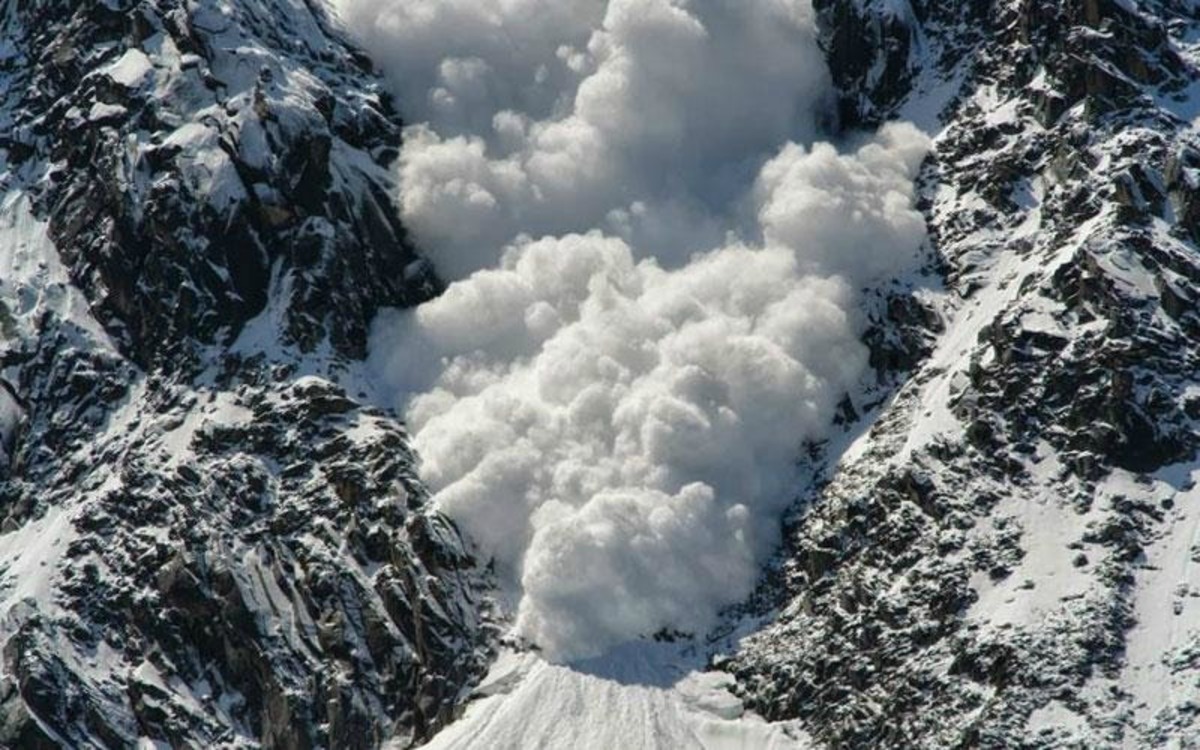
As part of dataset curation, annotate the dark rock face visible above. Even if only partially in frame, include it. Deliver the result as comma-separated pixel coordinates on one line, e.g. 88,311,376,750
0,374,490,749
811,0,991,129
0,1,490,747
3,0,439,369
729,1,1200,746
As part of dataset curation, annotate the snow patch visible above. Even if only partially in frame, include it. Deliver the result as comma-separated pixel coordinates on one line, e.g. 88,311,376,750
0,189,114,347
1121,463,1200,725
416,646,811,750
0,506,77,637
103,48,154,88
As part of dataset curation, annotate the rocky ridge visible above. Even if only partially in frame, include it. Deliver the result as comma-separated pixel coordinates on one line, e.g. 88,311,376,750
0,1,489,747
727,0,1200,747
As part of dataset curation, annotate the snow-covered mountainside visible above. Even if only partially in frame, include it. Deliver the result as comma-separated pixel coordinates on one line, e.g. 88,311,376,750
728,0,1200,746
0,1,490,747
0,0,1197,748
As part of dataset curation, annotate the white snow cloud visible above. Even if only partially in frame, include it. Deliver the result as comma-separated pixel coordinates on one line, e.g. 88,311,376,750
336,0,930,660
335,0,831,278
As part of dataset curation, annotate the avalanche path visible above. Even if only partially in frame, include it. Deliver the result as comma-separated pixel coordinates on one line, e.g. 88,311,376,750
333,0,927,744
414,642,811,750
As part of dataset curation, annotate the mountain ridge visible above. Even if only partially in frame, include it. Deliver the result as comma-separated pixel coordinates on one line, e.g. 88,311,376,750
0,1,491,747
729,0,1200,746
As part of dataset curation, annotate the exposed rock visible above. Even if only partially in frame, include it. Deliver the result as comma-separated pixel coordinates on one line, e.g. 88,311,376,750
728,1,1200,746
0,1,491,746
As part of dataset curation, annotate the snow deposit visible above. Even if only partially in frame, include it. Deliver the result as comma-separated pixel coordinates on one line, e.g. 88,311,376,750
415,644,813,749
339,0,930,660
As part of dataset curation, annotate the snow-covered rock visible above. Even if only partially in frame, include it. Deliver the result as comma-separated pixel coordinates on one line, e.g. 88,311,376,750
1,0,1198,747
0,383,21,470
0,1,489,747
727,0,1200,746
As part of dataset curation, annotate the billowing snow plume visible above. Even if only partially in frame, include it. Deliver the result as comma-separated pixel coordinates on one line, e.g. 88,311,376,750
335,0,831,277
337,0,930,660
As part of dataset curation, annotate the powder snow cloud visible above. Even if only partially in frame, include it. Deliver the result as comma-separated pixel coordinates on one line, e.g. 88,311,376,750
336,0,832,277
335,0,930,660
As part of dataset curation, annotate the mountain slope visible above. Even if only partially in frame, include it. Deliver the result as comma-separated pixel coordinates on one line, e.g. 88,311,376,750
727,0,1200,746
0,2,489,747
1,0,1198,748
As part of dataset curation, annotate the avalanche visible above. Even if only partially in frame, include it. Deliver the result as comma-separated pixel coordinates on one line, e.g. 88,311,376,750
341,0,927,661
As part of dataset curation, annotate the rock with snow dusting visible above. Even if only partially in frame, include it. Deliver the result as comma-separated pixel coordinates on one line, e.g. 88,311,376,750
0,1,489,747
3,0,439,368
728,0,1200,746
0,383,20,473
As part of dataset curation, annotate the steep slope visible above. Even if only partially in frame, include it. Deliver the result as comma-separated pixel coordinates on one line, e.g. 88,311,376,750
728,0,1200,747
3,0,1199,748
3,0,441,367
0,1,489,747
418,645,812,750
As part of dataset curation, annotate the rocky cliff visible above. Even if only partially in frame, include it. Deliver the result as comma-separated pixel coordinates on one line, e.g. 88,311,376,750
727,0,1200,746
0,1,489,747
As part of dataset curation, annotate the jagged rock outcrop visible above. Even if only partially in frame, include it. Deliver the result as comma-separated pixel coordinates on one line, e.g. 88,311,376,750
2,0,439,369
0,1,490,747
728,1,1200,747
